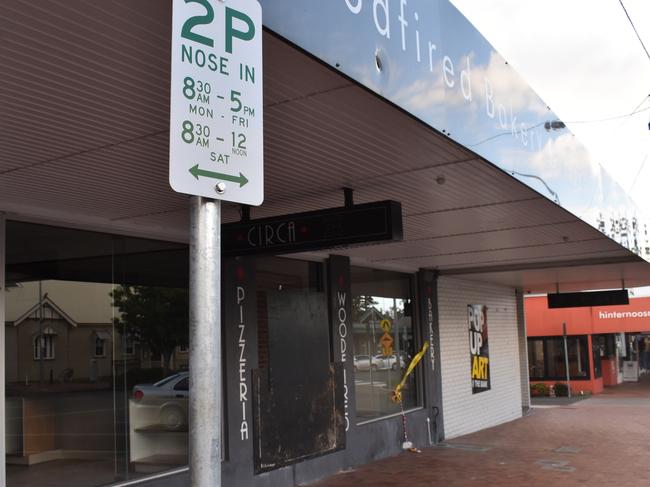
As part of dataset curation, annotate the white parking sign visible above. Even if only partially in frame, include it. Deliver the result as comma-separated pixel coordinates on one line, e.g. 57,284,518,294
170,0,263,205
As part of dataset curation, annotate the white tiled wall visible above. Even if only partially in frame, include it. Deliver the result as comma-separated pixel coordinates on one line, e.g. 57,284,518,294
438,277,523,439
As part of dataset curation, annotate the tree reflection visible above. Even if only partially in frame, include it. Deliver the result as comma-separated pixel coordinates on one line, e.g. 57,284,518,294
112,286,189,377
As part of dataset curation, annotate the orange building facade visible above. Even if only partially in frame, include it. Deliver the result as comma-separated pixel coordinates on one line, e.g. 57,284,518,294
525,296,650,394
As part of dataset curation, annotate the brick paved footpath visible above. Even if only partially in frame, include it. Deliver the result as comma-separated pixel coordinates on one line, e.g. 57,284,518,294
308,377,650,487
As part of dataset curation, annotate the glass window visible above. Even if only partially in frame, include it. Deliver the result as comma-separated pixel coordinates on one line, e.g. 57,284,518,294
125,338,135,356
527,336,590,380
33,333,55,360
174,377,189,391
94,338,106,357
592,339,602,378
5,221,189,486
528,339,545,379
351,267,418,423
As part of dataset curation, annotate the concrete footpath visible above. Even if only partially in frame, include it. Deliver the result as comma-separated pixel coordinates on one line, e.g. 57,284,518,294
308,378,650,487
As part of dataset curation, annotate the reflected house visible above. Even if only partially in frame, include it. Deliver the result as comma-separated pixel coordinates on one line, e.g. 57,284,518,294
4,281,189,386
352,307,385,357
5,281,115,385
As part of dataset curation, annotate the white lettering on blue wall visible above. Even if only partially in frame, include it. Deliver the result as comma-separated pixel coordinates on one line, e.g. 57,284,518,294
342,0,543,153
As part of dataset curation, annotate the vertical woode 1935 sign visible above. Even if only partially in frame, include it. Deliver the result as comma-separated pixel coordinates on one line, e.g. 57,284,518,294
169,0,263,205
468,304,490,394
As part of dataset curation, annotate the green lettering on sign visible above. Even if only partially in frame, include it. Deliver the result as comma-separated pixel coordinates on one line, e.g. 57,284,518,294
225,7,255,54
181,0,215,47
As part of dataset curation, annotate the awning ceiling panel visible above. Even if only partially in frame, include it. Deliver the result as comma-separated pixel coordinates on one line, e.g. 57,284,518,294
0,0,648,293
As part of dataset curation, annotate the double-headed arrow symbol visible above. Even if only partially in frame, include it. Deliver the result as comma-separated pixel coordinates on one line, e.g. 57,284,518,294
189,164,249,187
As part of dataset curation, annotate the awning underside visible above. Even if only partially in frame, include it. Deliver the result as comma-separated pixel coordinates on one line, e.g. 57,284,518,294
1,0,647,293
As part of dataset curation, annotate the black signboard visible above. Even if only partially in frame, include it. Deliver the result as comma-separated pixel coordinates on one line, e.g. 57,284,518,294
223,201,402,257
548,290,629,309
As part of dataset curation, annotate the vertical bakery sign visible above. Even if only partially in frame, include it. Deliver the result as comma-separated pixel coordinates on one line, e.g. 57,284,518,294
468,304,490,394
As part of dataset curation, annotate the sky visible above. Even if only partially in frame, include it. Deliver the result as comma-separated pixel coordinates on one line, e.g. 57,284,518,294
451,0,650,211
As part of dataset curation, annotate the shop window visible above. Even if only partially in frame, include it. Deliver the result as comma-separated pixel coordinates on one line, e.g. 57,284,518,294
592,342,602,378
5,221,189,487
350,267,419,423
528,339,545,379
527,336,590,380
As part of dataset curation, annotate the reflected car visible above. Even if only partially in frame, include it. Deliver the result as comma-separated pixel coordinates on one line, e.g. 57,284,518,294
132,372,189,431
372,354,405,370
353,355,377,371
354,354,405,371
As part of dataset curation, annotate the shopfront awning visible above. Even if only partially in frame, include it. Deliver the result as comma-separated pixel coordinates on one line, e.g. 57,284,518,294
1,1,648,294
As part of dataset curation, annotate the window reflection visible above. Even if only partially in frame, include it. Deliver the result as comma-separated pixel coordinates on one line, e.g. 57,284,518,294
351,267,418,422
4,221,189,486
527,336,590,380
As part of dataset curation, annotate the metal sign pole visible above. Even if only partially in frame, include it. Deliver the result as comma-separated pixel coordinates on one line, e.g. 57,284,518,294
562,322,572,398
189,196,222,487
171,1,262,480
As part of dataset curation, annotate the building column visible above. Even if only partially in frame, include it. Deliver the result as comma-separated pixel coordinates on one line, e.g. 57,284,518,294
0,214,6,486
327,255,356,438
417,270,444,443
223,257,257,485
515,289,530,410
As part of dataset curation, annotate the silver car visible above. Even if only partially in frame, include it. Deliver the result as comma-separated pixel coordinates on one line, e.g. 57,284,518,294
354,354,405,371
374,354,406,370
132,372,189,431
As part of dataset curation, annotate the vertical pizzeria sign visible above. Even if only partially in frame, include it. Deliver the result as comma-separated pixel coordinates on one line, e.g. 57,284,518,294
468,304,490,394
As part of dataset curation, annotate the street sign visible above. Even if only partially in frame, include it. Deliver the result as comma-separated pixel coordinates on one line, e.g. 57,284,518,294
380,333,394,357
170,0,263,206
380,319,392,333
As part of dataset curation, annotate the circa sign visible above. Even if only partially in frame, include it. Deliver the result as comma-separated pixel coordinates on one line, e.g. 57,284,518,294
170,0,263,205
222,200,403,256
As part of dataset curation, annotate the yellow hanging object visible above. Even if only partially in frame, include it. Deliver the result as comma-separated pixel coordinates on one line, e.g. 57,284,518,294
391,341,429,403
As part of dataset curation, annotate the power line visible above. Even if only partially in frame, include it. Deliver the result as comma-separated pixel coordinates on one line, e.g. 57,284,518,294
618,0,650,62
614,93,650,131
564,105,650,124
466,122,545,147
510,171,560,205
629,154,648,193
629,94,650,114
467,104,650,147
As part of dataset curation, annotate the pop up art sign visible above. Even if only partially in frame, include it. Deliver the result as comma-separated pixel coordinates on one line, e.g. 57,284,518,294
468,304,490,394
